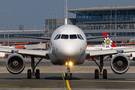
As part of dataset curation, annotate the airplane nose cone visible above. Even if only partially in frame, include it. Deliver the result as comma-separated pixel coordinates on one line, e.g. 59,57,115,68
62,45,77,56
56,42,82,61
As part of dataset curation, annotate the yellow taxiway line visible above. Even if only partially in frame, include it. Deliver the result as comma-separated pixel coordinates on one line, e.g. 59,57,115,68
0,84,51,90
61,72,72,90
66,80,72,90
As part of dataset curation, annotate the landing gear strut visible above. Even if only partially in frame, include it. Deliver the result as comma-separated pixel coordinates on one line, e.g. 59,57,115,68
27,56,42,79
93,56,107,79
65,62,72,80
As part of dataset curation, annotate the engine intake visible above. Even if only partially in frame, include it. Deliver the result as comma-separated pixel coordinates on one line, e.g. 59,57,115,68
6,54,25,74
111,53,130,74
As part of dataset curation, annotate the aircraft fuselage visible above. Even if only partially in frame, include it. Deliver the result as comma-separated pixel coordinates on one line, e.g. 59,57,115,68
49,25,87,65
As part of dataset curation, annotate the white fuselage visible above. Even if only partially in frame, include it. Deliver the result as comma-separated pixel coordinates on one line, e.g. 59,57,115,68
48,25,87,65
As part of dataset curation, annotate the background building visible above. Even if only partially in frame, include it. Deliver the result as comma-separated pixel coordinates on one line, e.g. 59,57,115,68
0,30,46,44
45,6,135,44
68,6,135,44
45,19,76,36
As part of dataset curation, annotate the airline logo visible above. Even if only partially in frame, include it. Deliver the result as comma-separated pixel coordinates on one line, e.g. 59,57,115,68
104,37,113,48
103,32,117,48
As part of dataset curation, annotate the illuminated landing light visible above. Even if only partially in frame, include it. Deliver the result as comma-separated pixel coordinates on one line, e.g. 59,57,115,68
65,62,68,66
69,61,73,67
65,61,73,67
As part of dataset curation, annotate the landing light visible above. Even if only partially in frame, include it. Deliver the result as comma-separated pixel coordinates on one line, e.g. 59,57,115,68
65,61,73,67
65,62,68,66
69,61,73,66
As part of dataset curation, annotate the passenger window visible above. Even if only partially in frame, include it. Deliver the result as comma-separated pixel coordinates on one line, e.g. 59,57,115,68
77,34,84,40
70,34,77,39
54,34,61,40
61,34,68,39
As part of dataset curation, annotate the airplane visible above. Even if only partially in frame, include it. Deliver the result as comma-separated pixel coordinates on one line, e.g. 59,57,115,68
0,0,134,80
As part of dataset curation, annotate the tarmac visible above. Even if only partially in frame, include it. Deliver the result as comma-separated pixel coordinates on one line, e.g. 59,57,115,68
0,58,135,90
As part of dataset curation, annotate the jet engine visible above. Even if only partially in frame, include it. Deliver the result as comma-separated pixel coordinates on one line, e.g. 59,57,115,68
6,53,25,74
110,53,130,74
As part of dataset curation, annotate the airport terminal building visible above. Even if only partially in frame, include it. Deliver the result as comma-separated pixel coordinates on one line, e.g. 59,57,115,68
69,6,135,44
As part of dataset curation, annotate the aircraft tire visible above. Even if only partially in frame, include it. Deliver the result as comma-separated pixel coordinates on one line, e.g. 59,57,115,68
65,73,67,79
70,73,72,80
103,69,107,79
95,69,99,79
35,69,40,79
27,69,31,79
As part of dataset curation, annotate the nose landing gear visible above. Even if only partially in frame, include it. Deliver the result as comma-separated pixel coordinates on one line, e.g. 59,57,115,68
65,62,73,80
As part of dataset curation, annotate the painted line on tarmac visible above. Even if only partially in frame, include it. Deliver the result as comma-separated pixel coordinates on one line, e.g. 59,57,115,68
0,84,51,90
66,80,72,90
61,72,67,90
0,84,31,88
61,72,72,90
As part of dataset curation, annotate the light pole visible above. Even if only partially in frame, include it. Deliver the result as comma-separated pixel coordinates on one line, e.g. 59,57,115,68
8,8,10,46
52,8,54,33
48,8,50,37
115,4,117,44
43,24,45,36
35,25,36,30
3,7,6,44
110,4,112,36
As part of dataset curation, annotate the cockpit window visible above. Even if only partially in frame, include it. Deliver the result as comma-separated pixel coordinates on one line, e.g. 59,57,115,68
77,34,84,40
54,34,61,40
61,34,68,39
54,34,84,40
70,34,77,39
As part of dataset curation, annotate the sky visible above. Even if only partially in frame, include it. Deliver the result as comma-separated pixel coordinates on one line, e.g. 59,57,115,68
0,0,135,30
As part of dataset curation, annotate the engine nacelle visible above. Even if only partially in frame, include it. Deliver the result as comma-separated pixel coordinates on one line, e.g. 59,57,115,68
6,53,25,74
111,53,130,74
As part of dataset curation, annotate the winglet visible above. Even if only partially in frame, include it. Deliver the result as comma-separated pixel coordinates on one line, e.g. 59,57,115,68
102,32,117,48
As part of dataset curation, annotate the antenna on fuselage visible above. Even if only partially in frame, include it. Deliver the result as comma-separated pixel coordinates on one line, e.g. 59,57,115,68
64,0,68,25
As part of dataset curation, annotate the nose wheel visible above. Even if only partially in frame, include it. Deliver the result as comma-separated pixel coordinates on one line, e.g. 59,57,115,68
65,66,72,80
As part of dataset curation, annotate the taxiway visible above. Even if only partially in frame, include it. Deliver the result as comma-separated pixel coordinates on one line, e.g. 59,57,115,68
0,58,134,90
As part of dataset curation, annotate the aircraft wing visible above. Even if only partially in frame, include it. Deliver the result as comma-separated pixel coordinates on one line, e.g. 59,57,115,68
0,47,50,59
17,49,49,57
86,47,135,57
86,49,117,57
15,35,50,40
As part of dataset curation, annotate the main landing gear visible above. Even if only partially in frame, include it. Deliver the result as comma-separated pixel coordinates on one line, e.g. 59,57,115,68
27,56,42,79
93,56,107,79
65,62,73,80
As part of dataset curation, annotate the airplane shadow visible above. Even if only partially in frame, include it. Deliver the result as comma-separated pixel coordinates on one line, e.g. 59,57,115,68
0,73,134,80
